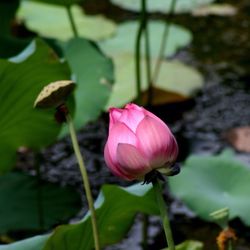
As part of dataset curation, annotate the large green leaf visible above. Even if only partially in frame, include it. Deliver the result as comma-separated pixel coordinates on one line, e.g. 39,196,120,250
62,38,114,132
0,39,70,173
169,151,250,226
106,54,203,108
0,0,19,35
0,183,159,250
0,235,49,250
0,36,30,59
110,0,215,13
0,172,81,233
99,21,192,58
17,1,116,41
163,240,204,250
43,183,158,250
0,0,30,58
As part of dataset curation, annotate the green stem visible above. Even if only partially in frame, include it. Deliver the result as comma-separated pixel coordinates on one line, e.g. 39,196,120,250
228,239,233,250
135,0,148,105
66,5,79,38
66,114,100,250
152,0,177,84
143,0,153,106
153,180,175,250
34,152,44,231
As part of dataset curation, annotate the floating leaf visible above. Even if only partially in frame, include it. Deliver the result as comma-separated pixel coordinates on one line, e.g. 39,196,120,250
17,1,116,41
163,240,204,250
106,54,203,108
0,183,159,250
0,172,81,233
110,0,215,13
192,3,237,17
99,21,192,58
0,39,70,173
0,235,49,250
169,151,250,226
62,38,113,132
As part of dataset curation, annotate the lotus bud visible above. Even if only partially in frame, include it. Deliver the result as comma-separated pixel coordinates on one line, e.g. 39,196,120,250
104,103,179,181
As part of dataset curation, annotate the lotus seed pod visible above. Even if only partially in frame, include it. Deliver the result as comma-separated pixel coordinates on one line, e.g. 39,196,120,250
34,80,75,108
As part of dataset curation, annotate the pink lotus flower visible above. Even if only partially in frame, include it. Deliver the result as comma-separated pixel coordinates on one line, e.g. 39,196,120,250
104,103,178,180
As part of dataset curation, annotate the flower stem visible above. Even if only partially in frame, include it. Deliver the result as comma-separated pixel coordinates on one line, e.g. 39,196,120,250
135,3,144,105
228,239,233,250
143,0,153,106
152,0,177,84
66,5,79,38
66,113,100,250
153,180,175,250
34,152,44,230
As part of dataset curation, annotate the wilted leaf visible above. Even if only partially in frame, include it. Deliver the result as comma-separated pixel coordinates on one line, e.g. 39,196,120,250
17,1,116,41
169,151,250,226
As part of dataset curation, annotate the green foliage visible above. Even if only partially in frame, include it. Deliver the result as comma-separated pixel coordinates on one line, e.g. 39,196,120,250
0,172,81,233
62,38,114,133
0,39,70,173
169,150,250,225
99,20,202,108
110,0,215,13
99,21,192,58
0,235,49,250
17,1,116,41
0,0,30,57
163,240,204,250
0,0,19,35
0,183,159,250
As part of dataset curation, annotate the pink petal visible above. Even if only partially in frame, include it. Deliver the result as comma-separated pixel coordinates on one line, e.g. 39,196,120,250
117,143,151,177
125,103,144,112
118,108,145,133
106,122,138,164
109,108,123,131
136,116,175,167
165,136,179,162
104,143,134,180
142,107,168,128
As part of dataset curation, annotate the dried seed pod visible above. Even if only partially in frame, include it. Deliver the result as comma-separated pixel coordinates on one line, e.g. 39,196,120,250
34,80,75,108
